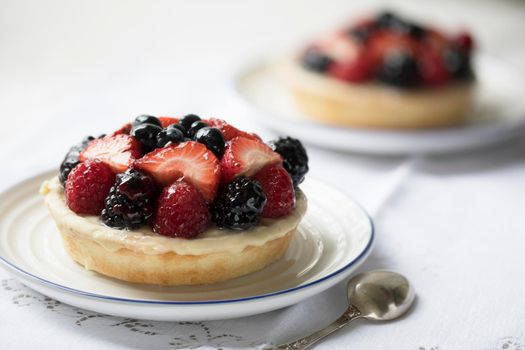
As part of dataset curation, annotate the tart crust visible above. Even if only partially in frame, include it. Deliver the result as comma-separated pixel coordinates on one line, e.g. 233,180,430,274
284,60,475,129
41,177,306,285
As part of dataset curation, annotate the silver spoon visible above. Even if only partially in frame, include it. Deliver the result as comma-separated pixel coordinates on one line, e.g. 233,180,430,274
275,270,415,350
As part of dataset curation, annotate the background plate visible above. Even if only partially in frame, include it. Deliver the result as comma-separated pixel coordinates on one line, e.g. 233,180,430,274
234,54,525,155
0,171,374,321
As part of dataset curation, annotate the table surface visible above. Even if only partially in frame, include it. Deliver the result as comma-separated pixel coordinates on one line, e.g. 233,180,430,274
1,0,525,349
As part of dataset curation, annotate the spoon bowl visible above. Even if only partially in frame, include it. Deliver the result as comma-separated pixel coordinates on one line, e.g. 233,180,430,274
347,270,415,321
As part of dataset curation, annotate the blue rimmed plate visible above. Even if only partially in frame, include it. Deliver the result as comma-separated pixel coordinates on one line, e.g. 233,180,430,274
0,170,374,321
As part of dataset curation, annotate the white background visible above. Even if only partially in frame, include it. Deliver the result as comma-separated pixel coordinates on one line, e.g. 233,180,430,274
1,0,525,349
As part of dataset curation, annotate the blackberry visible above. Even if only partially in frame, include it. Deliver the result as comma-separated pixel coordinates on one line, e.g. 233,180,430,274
377,49,419,88
58,136,95,186
212,177,266,230
443,47,473,81
102,169,158,229
269,137,309,187
301,48,333,73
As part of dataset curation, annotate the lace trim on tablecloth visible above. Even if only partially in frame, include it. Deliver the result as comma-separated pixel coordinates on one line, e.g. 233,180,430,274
2,278,523,350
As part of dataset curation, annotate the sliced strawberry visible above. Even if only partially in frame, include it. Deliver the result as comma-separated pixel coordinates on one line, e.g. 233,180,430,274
133,141,220,202
80,134,141,173
158,116,179,128
220,136,282,184
206,118,261,142
111,122,132,136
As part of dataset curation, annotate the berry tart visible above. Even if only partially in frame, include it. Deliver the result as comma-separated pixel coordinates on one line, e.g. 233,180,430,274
40,114,309,285
285,11,476,128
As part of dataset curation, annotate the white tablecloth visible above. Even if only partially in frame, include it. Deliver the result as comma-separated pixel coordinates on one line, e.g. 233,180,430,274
1,0,525,349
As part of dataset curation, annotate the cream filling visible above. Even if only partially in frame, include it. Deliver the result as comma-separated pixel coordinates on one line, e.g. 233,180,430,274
40,177,307,255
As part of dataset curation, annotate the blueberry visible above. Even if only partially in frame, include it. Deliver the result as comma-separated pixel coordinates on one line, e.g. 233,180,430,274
188,121,208,139
377,49,419,88
179,114,201,131
347,26,373,43
156,124,185,147
375,11,425,39
133,114,161,128
301,49,333,73
195,127,225,159
171,123,187,136
131,123,162,153
443,47,473,81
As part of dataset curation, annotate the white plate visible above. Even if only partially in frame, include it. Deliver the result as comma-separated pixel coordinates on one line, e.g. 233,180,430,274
233,54,525,155
0,171,374,321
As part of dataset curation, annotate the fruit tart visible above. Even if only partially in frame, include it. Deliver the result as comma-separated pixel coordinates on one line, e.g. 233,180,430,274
285,11,476,128
40,114,309,285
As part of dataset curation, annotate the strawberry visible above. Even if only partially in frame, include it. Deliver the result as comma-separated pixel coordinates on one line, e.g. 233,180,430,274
328,52,373,82
253,164,295,218
158,116,179,128
133,141,220,202
206,118,261,142
80,134,141,173
418,45,450,86
65,160,116,215
152,180,210,238
220,136,282,184
111,123,132,136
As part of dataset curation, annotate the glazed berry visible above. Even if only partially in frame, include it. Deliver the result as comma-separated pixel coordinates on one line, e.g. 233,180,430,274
220,136,282,184
158,116,179,128
301,48,333,73
80,134,141,173
179,114,201,131
58,136,94,186
102,169,158,229
152,180,210,238
133,114,162,128
418,47,450,86
194,127,225,159
328,53,372,82
134,141,221,202
156,124,185,147
188,121,209,139
347,26,373,43
377,49,419,88
269,137,309,187
455,32,474,52
253,164,295,219
443,47,473,80
65,161,115,215
212,177,266,230
131,123,163,153
206,118,261,142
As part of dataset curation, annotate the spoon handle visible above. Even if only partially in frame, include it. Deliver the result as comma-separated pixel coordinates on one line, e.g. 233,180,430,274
275,304,361,350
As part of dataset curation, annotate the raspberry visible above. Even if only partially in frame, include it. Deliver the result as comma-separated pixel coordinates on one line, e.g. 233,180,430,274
253,164,295,219
65,161,116,215
102,169,158,229
152,180,210,238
